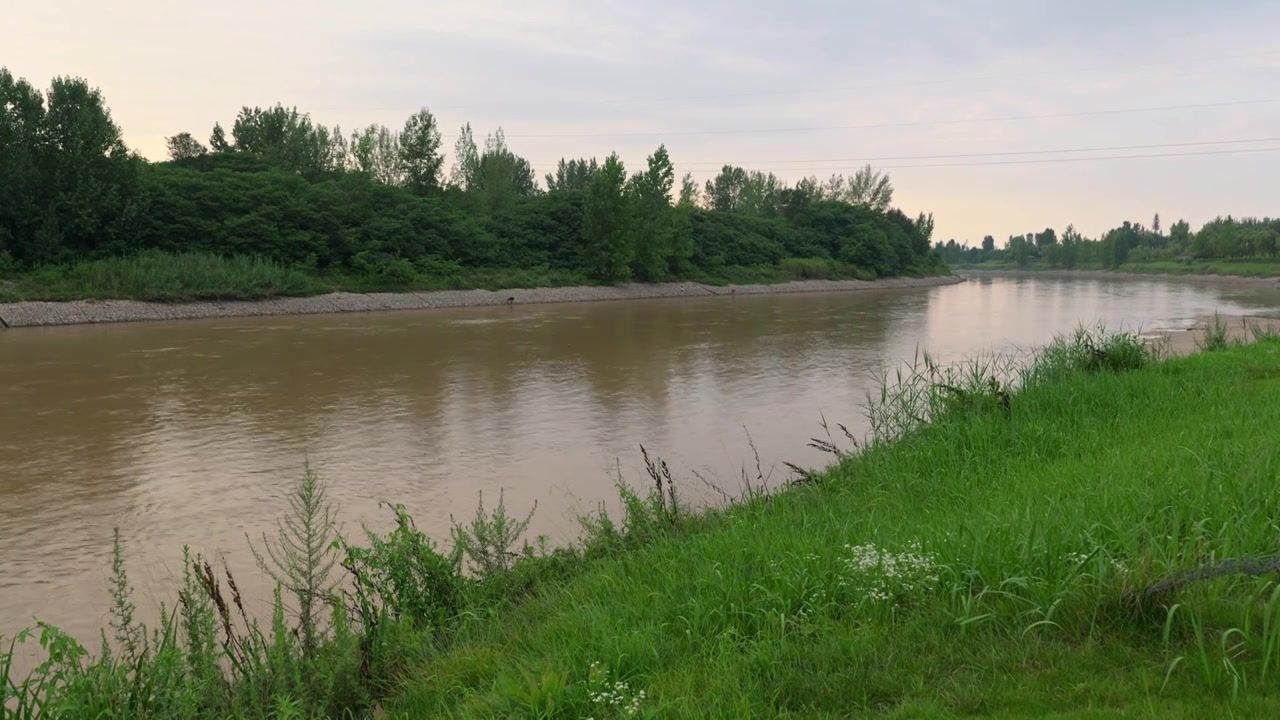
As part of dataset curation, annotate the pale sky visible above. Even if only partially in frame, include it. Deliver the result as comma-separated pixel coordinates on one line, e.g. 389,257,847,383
5,0,1279,243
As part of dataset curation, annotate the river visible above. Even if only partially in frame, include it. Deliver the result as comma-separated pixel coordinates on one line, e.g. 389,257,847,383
2,273,1278,648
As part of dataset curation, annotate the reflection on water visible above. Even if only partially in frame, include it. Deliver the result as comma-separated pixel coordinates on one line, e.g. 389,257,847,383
1,274,1277,643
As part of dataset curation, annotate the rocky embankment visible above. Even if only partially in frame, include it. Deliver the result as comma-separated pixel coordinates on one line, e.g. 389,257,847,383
0,276,963,328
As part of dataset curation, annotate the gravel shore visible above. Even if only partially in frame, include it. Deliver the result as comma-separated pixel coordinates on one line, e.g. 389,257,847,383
0,276,962,329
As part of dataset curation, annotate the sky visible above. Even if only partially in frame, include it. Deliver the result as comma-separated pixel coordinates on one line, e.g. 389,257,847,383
4,0,1279,243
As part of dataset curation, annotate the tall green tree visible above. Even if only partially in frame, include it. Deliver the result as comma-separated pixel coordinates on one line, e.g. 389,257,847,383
847,164,893,211
545,157,599,192
165,132,207,160
677,172,701,207
349,124,403,185
399,108,444,194
472,128,537,212
449,123,479,190
582,153,632,281
629,145,676,281
224,104,336,176
0,68,45,261
704,165,748,212
0,71,144,263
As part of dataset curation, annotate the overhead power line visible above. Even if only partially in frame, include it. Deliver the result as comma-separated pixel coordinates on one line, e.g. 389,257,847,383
471,98,1280,140
531,136,1280,168
760,146,1280,172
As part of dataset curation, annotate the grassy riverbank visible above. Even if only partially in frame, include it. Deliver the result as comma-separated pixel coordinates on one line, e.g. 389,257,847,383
388,330,1280,717
0,251,936,304
8,329,1280,718
957,258,1280,279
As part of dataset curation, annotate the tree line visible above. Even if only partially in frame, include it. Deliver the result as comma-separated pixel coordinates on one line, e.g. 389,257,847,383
935,213,1280,270
0,68,943,286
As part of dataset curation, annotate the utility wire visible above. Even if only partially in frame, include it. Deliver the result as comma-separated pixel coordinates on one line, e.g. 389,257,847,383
468,98,1280,140
531,136,1280,168
765,146,1280,172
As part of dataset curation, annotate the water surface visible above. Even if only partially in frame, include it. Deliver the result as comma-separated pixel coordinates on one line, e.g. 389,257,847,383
2,274,1277,643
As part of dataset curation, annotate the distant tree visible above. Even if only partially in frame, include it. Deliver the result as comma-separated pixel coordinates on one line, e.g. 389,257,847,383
209,122,231,152
328,124,349,172
738,171,783,216
349,124,403,185
629,144,676,281
677,172,701,207
981,235,995,252
847,164,893,212
704,165,748,212
165,132,207,161
1170,219,1192,250
1152,213,1162,236
1034,227,1057,247
449,124,480,191
226,104,336,176
916,212,935,244
399,108,444,194
472,127,538,211
0,70,144,264
545,157,599,192
582,153,632,281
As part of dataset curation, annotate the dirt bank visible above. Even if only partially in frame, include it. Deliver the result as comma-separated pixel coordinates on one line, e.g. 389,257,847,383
0,276,963,328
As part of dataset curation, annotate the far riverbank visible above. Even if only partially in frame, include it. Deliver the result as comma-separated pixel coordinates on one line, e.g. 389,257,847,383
958,266,1280,288
0,275,962,329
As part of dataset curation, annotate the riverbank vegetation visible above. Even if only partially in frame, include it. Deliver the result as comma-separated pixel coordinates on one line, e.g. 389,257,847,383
0,69,944,303
8,327,1280,717
937,214,1280,275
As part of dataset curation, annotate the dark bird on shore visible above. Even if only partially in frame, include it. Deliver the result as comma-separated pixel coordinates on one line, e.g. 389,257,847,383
506,296,515,305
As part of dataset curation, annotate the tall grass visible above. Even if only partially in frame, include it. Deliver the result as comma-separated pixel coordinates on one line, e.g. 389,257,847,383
2,251,321,303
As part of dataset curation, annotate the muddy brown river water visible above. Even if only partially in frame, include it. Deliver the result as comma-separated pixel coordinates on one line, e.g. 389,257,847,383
2,273,1278,650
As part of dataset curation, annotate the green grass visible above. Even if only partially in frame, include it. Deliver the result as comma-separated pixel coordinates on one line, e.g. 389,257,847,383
0,251,325,302
384,335,1280,718
0,251,951,304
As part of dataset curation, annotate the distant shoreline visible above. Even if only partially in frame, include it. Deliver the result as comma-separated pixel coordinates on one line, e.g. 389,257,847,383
958,267,1280,288
0,275,963,329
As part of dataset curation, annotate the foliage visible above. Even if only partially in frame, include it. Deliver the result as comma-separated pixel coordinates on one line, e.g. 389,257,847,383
450,490,536,578
248,464,341,657
340,503,464,634
582,153,634,281
1,66,943,300
940,214,1280,270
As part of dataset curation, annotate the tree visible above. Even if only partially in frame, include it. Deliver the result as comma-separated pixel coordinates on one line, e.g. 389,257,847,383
399,108,444,195
1034,227,1057,247
704,165,748,212
0,72,148,263
582,153,632,281
220,104,338,177
209,122,231,152
545,157,599,192
472,127,537,212
449,123,480,190
349,124,403,185
981,235,995,252
165,132,207,161
1170,219,1192,250
847,164,893,212
678,172,701,207
630,145,676,281
1152,213,1162,236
